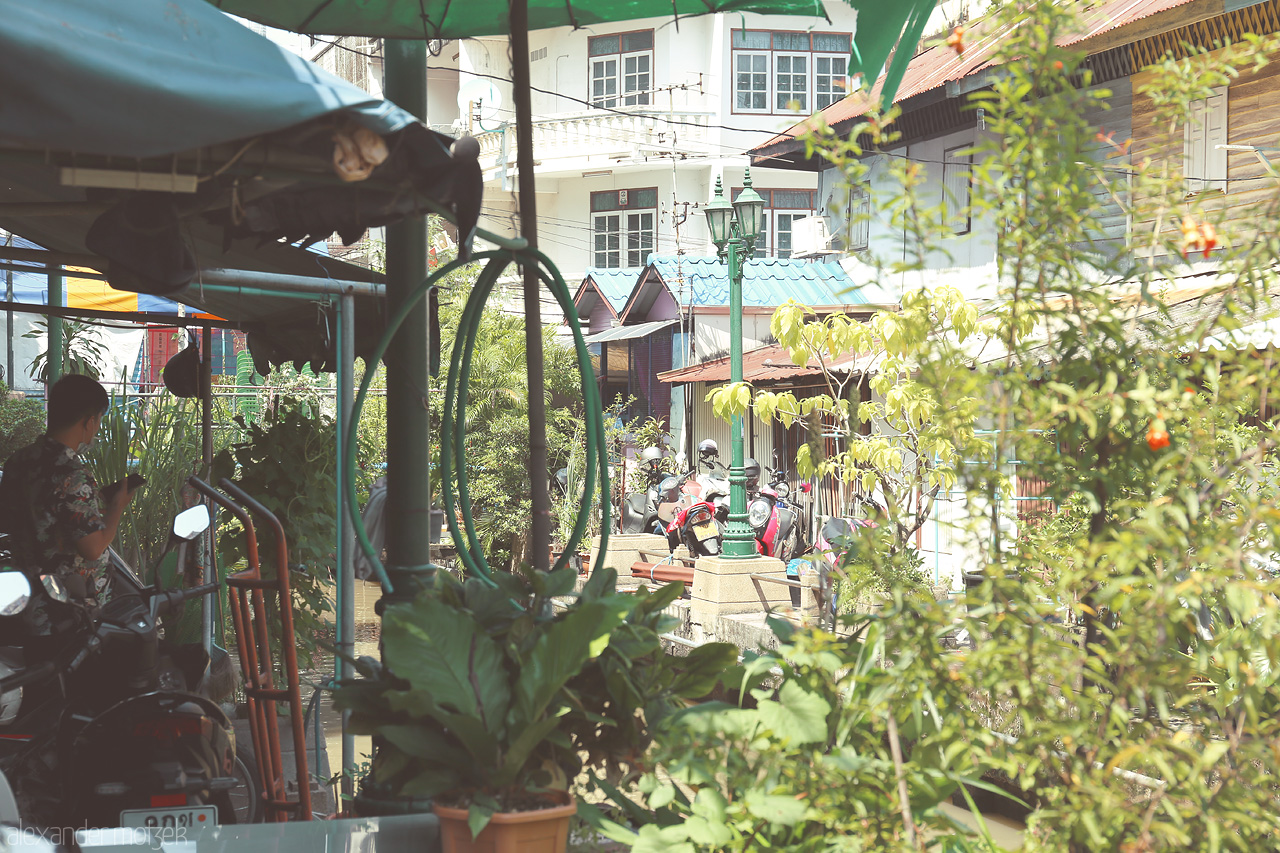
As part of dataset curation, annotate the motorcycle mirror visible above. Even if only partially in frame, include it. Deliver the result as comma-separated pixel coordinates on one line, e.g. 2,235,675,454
0,572,30,616
172,505,211,541
40,574,67,604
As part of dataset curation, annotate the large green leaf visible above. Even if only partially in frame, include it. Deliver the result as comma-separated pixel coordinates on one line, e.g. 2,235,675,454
493,714,564,788
669,642,739,698
755,680,831,746
379,724,471,766
382,596,511,732
513,596,631,723
743,790,808,826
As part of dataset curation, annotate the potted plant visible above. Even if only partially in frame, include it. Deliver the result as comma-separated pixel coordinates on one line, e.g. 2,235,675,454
333,565,736,852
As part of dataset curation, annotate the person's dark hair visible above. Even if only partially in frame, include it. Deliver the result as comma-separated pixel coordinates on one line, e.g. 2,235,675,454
47,374,109,433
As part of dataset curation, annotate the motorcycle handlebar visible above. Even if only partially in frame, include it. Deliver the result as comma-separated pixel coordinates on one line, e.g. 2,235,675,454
0,661,56,693
151,582,221,615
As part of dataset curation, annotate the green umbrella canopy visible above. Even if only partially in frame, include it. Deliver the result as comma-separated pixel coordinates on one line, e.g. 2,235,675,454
208,0,938,106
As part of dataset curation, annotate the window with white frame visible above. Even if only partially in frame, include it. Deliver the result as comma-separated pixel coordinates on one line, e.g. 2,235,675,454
592,188,658,268
589,31,653,108
847,182,871,252
1185,87,1228,193
732,30,851,115
942,146,972,236
734,187,816,258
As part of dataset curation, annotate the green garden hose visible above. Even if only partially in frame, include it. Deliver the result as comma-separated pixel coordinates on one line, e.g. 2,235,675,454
341,245,610,596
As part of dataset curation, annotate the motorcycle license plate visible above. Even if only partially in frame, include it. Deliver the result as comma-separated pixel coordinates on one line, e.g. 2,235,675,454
693,520,719,542
119,804,217,829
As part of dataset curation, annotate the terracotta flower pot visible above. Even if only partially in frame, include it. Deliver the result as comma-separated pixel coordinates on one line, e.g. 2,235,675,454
434,792,575,853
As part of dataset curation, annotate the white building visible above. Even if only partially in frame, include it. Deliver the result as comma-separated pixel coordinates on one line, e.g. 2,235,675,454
455,3,873,281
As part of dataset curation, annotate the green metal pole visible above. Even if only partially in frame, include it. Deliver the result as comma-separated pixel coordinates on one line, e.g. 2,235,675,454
722,234,755,558
382,39,434,604
47,265,62,383
335,293,356,802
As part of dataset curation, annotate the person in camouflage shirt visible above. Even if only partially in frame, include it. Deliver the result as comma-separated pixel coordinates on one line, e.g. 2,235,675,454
0,374,136,600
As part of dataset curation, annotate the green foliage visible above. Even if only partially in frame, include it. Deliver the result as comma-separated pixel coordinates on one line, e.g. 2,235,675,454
627,4,1280,850
582,605,1006,852
333,569,737,835
0,381,43,464
211,400,340,667
24,319,107,382
625,415,676,494
711,285,992,557
83,391,209,572
232,350,262,423
832,522,929,613
434,258,584,567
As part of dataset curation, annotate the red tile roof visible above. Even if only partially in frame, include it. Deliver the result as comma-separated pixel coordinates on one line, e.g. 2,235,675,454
750,0,1197,157
656,343,825,385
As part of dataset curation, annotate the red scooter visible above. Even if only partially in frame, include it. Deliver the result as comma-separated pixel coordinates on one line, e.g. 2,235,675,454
746,464,804,563
662,440,730,556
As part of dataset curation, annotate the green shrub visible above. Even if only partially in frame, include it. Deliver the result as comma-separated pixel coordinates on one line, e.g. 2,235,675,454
0,381,43,464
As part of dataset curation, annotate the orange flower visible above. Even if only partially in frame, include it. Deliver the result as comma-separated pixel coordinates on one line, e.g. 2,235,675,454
1054,60,1064,70
1180,216,1218,259
946,26,966,56
1147,423,1170,451
1198,221,1217,258
1095,130,1132,154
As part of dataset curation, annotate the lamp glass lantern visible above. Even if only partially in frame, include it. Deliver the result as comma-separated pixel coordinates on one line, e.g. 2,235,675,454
704,176,734,248
732,175,766,245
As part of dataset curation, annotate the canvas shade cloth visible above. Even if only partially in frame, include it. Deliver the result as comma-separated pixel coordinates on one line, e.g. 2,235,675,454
0,0,417,159
208,0,939,106
0,0,486,370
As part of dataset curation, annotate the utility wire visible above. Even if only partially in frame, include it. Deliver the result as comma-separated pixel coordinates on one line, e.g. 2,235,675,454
309,34,1276,186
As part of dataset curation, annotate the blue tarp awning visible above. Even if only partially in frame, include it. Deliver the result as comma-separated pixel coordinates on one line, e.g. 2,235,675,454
0,0,483,371
0,0,415,158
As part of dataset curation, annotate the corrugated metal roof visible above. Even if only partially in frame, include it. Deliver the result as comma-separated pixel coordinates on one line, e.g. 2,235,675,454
582,318,678,344
580,267,640,312
644,255,862,308
657,342,825,384
751,0,1198,156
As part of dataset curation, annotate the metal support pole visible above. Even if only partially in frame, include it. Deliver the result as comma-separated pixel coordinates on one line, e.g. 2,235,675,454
47,265,62,383
4,232,12,387
510,0,551,571
200,325,214,654
722,235,755,558
381,39,434,605
335,293,356,802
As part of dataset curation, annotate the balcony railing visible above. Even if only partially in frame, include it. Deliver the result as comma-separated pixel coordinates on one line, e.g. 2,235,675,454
474,108,715,172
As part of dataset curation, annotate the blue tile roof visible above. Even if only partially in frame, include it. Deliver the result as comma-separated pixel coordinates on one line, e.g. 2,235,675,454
581,267,641,311
645,255,869,307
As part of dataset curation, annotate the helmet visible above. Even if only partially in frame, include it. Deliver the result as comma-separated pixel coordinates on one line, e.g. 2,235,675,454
744,457,761,487
697,439,719,458
639,446,662,467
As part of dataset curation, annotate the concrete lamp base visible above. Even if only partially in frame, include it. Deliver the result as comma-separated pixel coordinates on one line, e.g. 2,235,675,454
692,554,789,615
591,533,668,575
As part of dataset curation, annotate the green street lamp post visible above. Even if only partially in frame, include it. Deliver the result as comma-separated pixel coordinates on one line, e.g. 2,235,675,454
704,169,766,559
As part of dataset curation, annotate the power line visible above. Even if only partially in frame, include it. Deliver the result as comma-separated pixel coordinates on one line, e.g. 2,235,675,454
308,34,824,149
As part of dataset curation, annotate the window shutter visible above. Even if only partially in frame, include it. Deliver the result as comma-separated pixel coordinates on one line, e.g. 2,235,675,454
1184,88,1227,193
1205,89,1228,190
943,147,971,235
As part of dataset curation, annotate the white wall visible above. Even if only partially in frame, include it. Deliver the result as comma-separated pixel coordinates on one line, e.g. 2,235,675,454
822,127,1001,303
689,382,776,472
689,312,775,362
462,4,866,281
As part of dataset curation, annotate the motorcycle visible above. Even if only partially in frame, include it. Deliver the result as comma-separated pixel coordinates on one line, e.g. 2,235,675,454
746,466,804,565
810,515,880,621
620,447,668,536
0,506,253,834
663,443,731,557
